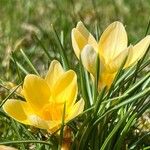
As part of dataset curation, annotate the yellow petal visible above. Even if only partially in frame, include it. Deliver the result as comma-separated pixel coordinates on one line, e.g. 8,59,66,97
76,21,98,51
81,44,97,75
48,121,61,133
3,99,59,130
72,28,88,58
0,145,18,150
45,60,64,89
52,70,77,107
66,98,84,121
29,115,60,131
125,35,150,67
99,21,128,64
106,46,129,73
28,115,49,129
23,74,51,112
3,99,31,125
98,72,116,90
72,21,98,58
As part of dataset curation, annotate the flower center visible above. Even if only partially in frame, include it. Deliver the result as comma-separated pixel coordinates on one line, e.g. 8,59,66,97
41,104,52,120
41,103,66,121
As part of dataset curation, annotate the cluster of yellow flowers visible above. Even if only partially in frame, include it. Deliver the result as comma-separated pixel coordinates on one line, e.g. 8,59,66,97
3,21,150,133
72,21,150,89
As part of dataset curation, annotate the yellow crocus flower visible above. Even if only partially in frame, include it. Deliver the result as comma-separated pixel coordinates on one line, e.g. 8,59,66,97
72,21,150,89
3,60,84,133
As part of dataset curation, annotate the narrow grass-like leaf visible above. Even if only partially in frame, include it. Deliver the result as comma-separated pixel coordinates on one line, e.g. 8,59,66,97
79,60,91,108
93,55,100,103
91,0,100,27
142,76,150,89
0,82,22,108
11,57,29,75
94,87,106,114
0,81,23,98
32,33,53,60
20,49,39,75
135,18,150,73
19,124,36,140
136,97,150,117
114,113,137,150
124,72,150,94
100,111,130,150
0,140,52,146
51,25,69,70
143,146,150,150
115,57,150,90
129,132,150,150
58,102,66,150
72,114,93,149
94,87,150,126
78,120,95,150
112,88,150,111
11,52,22,82
84,71,93,105
132,18,150,83
11,120,26,150
145,18,150,36
102,94,128,104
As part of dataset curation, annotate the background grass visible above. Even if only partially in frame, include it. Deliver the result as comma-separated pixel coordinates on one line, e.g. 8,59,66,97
0,0,150,149
0,0,150,81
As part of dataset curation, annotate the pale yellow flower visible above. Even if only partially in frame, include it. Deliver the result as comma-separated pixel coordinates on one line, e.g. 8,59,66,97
3,60,84,133
72,21,150,89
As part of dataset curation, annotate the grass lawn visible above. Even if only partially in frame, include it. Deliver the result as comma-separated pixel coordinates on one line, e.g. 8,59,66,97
0,0,150,149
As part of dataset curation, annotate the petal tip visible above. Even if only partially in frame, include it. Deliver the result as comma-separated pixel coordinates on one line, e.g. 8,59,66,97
24,74,38,82
113,21,124,26
50,60,63,70
71,28,76,34
77,21,84,28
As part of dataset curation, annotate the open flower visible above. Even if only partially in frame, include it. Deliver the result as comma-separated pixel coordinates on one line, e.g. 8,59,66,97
3,60,84,133
72,21,150,89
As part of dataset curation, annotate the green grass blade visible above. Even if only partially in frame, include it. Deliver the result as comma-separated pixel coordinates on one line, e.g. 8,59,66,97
129,132,150,150
114,113,137,150
93,55,100,103
11,120,26,150
51,25,69,70
20,49,39,75
100,111,130,150
0,83,22,108
58,102,66,150
0,140,52,146
11,57,29,75
32,33,53,60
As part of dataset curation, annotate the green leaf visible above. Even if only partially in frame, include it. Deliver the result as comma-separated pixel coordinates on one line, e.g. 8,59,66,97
32,33,53,60
20,49,39,75
114,113,137,150
0,140,52,146
51,25,69,70
58,102,66,150
100,111,130,150
0,82,22,108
